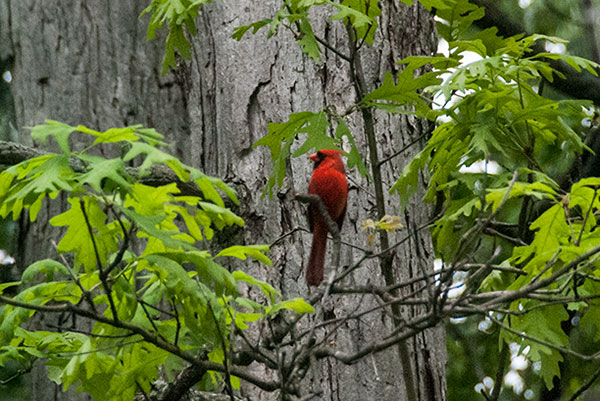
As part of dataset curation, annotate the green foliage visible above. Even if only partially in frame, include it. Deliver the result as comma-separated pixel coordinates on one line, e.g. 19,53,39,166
253,111,367,196
0,122,312,400
381,3,600,398
45,0,600,398
233,0,377,61
233,0,600,397
141,0,215,74
143,0,378,72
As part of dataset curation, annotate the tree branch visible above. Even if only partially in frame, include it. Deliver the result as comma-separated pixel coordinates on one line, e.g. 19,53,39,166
0,140,205,197
0,294,282,392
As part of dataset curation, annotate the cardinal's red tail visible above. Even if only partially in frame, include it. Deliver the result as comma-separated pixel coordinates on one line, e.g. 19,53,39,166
306,223,328,286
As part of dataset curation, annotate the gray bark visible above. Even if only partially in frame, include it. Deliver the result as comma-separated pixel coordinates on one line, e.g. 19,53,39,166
188,1,445,400
1,0,446,400
2,1,184,400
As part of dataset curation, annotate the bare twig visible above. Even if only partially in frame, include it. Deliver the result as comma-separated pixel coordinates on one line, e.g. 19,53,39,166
0,294,281,391
79,198,119,321
568,363,600,401
490,343,508,401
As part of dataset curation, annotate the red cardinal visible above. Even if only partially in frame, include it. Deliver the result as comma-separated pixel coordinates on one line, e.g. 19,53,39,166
306,149,348,286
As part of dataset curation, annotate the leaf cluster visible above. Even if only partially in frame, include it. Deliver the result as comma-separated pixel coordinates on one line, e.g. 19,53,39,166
383,2,600,393
104,0,600,397
0,122,313,400
232,0,600,395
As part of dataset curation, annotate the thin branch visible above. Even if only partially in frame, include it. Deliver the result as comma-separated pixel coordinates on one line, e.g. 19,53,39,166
483,307,600,361
138,296,168,343
481,226,528,246
313,311,435,364
490,343,508,401
478,245,600,310
295,193,340,239
269,226,307,247
79,198,119,321
0,294,281,392
45,323,137,339
0,140,205,197
567,363,600,401
453,171,518,267
105,211,131,277
206,297,234,401
376,132,428,168
51,239,97,312
576,186,597,247
171,298,181,346
313,34,351,62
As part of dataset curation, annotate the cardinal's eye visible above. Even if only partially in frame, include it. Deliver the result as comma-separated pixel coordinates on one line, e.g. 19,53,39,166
317,151,324,160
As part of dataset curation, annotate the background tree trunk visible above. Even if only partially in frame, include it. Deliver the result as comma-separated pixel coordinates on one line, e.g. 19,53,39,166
1,1,184,400
1,0,446,399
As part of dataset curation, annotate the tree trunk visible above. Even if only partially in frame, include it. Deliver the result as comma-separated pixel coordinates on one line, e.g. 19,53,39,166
1,0,446,399
2,1,185,400
187,1,445,400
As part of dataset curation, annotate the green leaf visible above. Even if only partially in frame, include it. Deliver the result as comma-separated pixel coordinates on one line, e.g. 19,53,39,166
197,201,245,229
503,304,569,389
390,146,429,207
162,24,190,74
434,0,484,41
527,204,570,258
233,270,279,303
18,282,83,306
232,19,271,41
268,297,314,315
118,205,195,252
216,245,272,266
145,254,197,295
134,126,167,146
254,111,336,196
362,70,442,117
190,169,240,205
0,282,20,294
328,1,372,29
195,175,225,207
400,55,460,70
77,125,140,144
532,53,600,76
6,155,74,206
417,0,452,11
50,197,120,271
579,299,600,342
77,156,132,193
297,17,321,61
485,181,557,212
123,142,190,181
335,119,368,177
330,0,380,45
22,260,70,284
29,120,76,154
142,0,205,74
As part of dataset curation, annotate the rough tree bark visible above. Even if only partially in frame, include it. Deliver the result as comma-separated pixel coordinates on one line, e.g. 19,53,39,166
186,1,445,399
1,0,445,400
1,1,185,400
